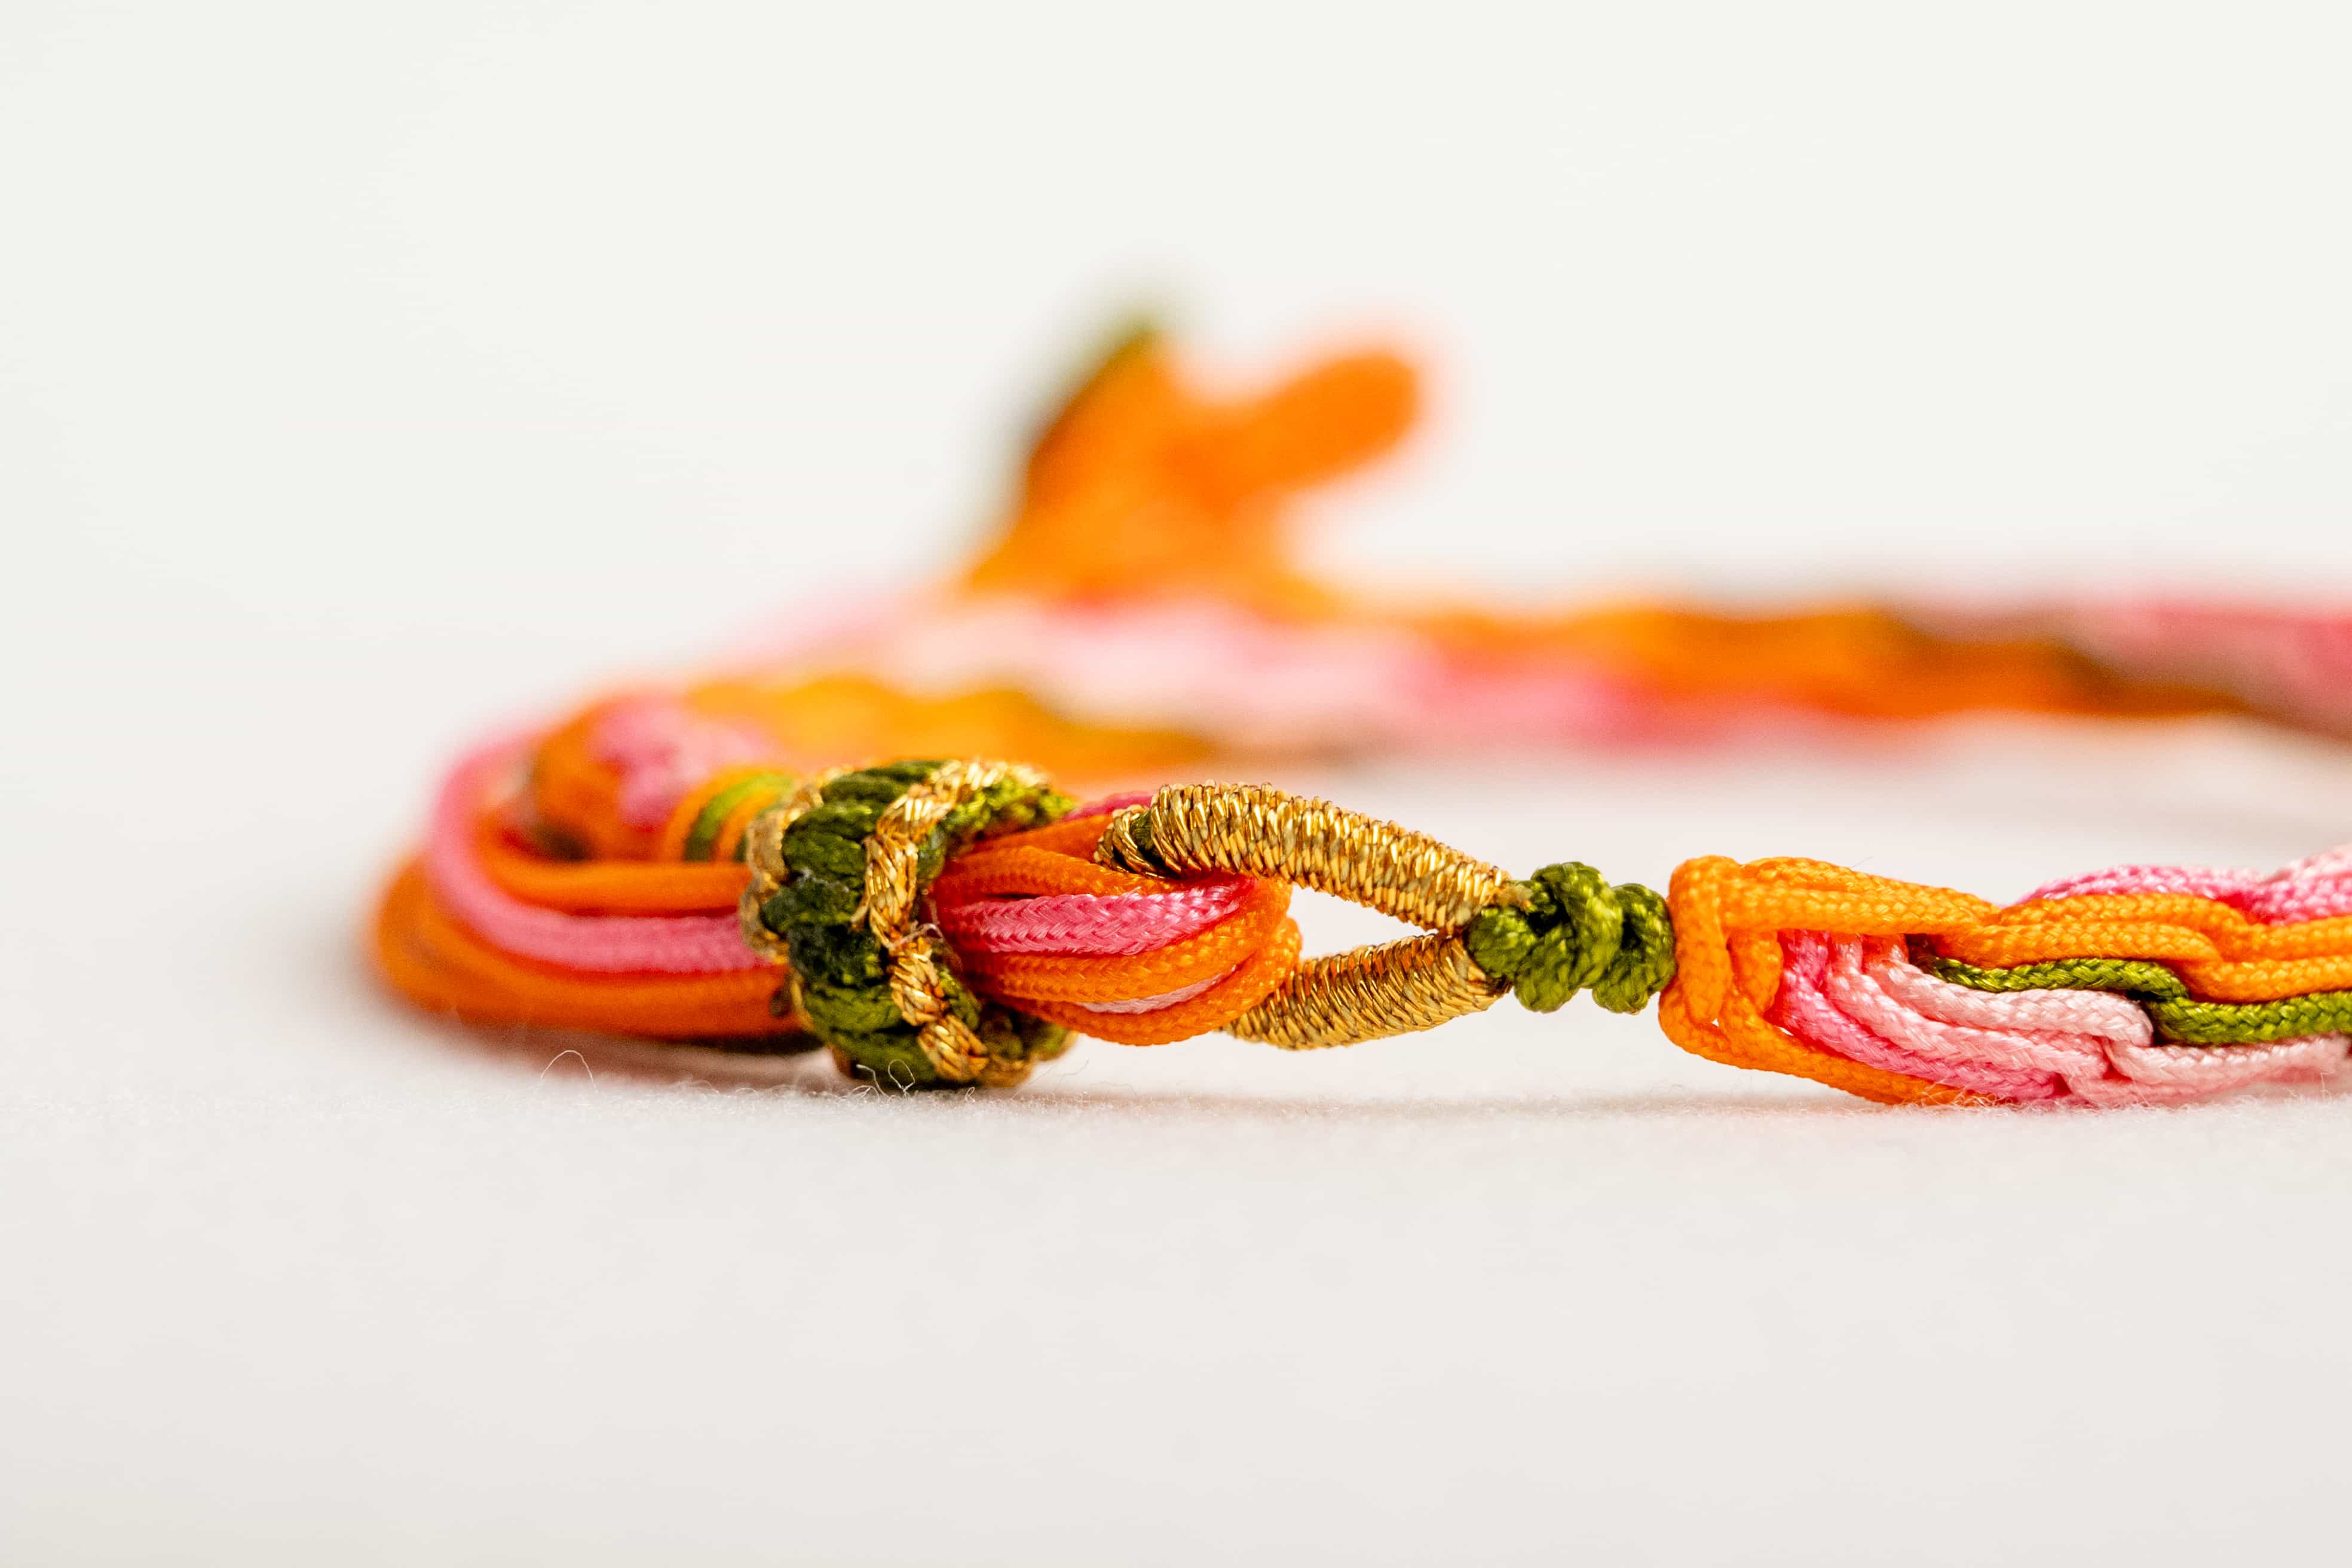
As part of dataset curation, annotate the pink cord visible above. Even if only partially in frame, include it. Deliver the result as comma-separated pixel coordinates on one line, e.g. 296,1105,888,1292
930,793,1273,1021
1768,929,2349,1106
831,598,1720,752
934,876,1254,957
2025,841,2352,923
592,696,782,832
424,737,766,975
1771,933,2066,1101
2057,604,2352,734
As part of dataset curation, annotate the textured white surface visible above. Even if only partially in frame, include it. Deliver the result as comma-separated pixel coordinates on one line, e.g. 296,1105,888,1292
9,4,2352,1562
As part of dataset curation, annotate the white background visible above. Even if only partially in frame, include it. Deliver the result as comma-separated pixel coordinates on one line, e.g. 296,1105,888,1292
8,3,2352,1562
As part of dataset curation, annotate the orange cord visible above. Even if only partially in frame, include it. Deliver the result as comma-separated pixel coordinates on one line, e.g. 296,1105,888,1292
476,818,747,915
1935,895,2352,1001
527,706,653,862
1015,923,1304,1046
373,860,785,1038
1660,857,2005,1105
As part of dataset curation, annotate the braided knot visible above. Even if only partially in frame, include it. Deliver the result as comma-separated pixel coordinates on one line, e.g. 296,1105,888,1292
741,759,1075,1089
1464,862,1677,1016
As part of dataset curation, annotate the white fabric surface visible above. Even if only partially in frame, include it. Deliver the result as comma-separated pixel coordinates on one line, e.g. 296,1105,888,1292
9,4,2352,1562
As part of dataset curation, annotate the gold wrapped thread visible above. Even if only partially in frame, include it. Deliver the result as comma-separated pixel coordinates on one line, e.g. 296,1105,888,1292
1098,782,1522,933
739,770,842,970
742,759,1052,1086
1099,782,1524,1050
865,758,1056,1087
1231,933,1505,1049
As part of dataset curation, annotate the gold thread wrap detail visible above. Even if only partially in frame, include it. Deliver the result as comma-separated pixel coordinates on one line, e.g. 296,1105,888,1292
1098,783,1525,1048
1229,933,1506,1049
866,759,1059,1087
1097,782,1523,932
738,768,845,1019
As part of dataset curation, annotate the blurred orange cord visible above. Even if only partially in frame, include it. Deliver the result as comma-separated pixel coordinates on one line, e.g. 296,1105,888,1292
476,820,746,915
528,708,655,862
373,860,786,1038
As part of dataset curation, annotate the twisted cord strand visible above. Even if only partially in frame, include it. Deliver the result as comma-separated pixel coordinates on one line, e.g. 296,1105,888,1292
1771,932,2070,1101
1800,934,2347,1104
928,807,1301,1046
933,856,1257,955
2023,846,2352,923
1920,953,2352,1045
1662,850,2352,1104
956,881,1294,1003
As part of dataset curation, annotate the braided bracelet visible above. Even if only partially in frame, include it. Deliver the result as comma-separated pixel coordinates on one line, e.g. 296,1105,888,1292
373,321,2352,1107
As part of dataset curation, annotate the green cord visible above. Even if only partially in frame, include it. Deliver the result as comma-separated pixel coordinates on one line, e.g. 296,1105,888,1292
1921,951,2352,1046
1919,953,2189,998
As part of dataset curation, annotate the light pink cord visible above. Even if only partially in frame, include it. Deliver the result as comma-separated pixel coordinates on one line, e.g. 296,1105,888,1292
1870,941,2151,1046
2057,604,2352,735
1769,929,2350,1106
2025,841,2352,923
1830,937,2109,1085
424,737,765,976
844,598,1746,752
2081,1034,2350,1102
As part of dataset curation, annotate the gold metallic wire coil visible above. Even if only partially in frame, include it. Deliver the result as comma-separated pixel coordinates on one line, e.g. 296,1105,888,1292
1099,782,1523,1048
1229,933,1505,1049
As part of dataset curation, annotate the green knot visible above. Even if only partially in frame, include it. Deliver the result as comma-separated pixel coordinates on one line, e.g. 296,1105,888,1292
751,760,1074,1089
1463,863,1677,1016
